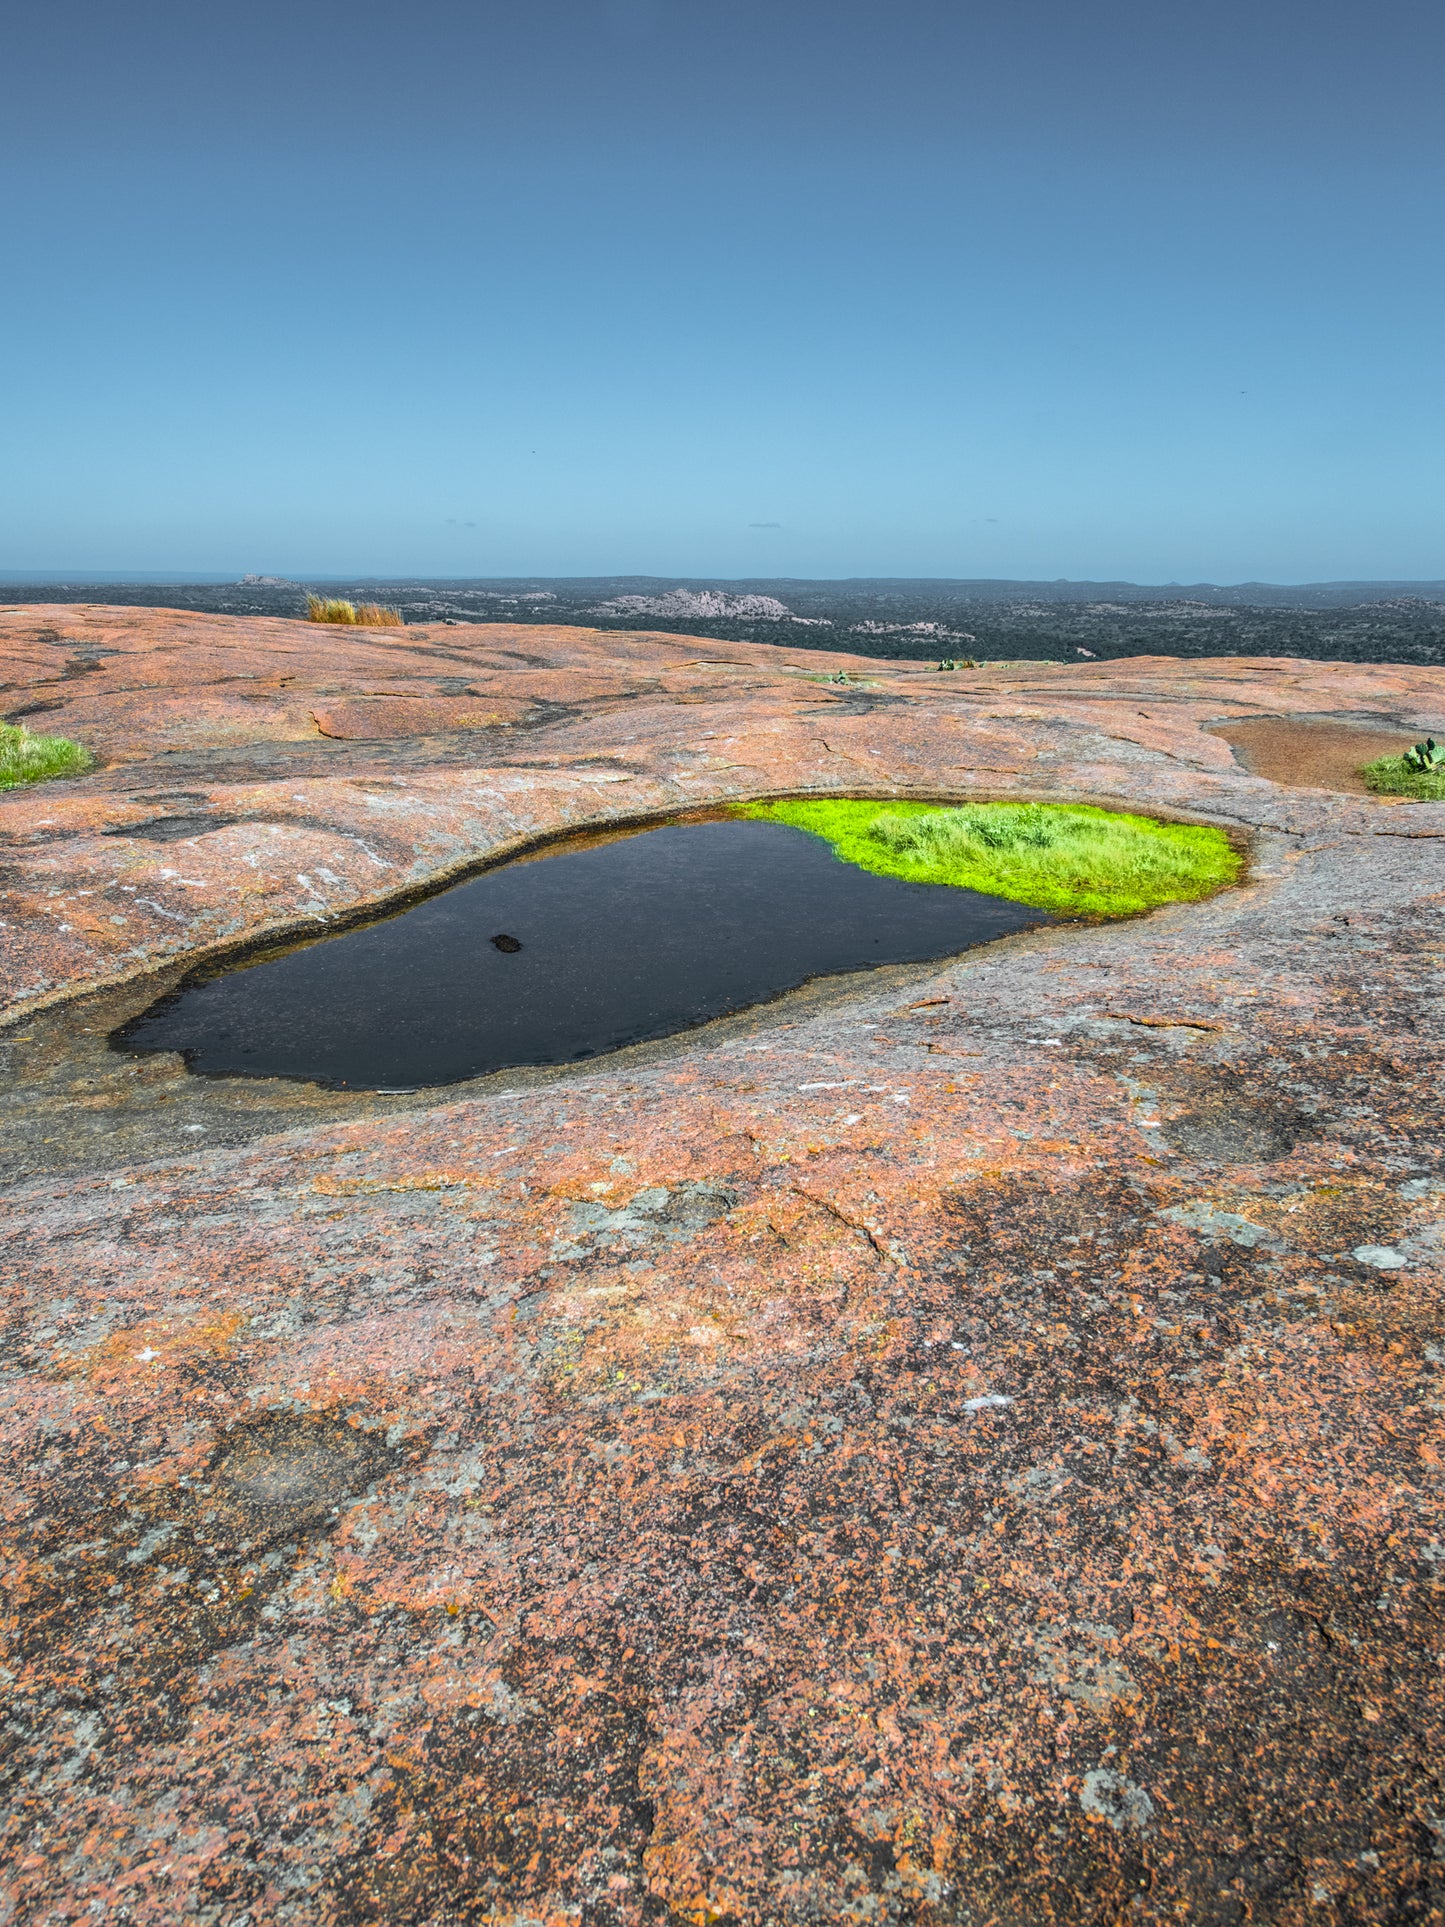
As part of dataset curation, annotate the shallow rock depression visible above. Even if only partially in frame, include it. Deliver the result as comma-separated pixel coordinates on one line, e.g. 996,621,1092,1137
2,607,1444,1926
112,815,1051,1088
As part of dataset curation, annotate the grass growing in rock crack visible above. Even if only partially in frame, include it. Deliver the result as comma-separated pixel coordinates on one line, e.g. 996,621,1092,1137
306,595,404,627
0,721,93,789
736,798,1240,916
1362,740,1445,801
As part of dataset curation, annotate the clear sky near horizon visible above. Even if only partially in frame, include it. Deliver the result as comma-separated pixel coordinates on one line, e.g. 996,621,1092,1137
4,0,1442,583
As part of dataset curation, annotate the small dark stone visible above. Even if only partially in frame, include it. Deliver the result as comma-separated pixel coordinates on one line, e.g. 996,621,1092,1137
491,933,523,953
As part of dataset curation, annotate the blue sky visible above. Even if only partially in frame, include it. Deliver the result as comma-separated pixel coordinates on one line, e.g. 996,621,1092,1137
4,0,1442,581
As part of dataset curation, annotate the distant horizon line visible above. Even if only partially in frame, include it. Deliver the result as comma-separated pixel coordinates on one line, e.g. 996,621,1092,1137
3,570,1445,593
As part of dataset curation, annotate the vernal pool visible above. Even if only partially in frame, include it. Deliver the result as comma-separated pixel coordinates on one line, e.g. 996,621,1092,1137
114,815,1053,1089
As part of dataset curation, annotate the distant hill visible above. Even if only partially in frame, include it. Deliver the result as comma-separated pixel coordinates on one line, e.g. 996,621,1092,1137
3,574,1443,667
486,576,1445,611
3,571,1444,611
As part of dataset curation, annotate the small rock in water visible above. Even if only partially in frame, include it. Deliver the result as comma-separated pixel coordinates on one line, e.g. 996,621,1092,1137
491,933,523,953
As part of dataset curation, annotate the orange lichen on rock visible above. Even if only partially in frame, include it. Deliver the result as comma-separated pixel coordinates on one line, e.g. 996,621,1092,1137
1,606,1443,1924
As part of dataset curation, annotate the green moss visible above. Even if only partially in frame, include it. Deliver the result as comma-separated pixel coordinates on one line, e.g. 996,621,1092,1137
734,797,1240,916
1361,754,1445,801
0,721,93,789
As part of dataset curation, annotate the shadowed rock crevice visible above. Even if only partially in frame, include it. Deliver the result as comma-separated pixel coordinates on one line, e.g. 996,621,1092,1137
100,811,248,840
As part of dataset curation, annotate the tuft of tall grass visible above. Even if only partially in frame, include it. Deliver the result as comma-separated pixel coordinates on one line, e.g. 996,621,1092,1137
736,797,1240,916
306,595,404,627
1362,751,1445,801
0,720,93,789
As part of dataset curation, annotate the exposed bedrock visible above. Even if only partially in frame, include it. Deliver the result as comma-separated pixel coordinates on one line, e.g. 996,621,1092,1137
1,609,1443,1926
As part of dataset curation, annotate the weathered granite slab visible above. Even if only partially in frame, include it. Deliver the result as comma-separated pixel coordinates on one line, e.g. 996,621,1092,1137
1,609,1442,1926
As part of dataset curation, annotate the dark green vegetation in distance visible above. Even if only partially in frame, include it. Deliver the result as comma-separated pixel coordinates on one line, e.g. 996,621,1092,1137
0,721,92,789
5,579,1444,665
736,798,1241,917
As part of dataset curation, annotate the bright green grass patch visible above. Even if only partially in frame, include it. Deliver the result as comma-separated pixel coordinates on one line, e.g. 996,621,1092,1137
0,721,93,789
1361,754,1445,802
735,797,1240,916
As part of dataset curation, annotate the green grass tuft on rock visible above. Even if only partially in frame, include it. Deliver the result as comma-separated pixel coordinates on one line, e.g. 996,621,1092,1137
735,797,1240,916
1361,753,1445,801
0,720,93,789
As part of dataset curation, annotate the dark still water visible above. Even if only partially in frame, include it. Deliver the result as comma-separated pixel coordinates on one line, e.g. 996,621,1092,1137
114,818,1052,1088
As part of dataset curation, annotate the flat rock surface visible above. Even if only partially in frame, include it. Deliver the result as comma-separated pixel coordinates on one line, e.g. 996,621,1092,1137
2,608,1444,1926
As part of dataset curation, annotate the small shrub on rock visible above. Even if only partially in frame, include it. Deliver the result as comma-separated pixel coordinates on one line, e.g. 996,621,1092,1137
1363,738,1445,800
0,721,92,788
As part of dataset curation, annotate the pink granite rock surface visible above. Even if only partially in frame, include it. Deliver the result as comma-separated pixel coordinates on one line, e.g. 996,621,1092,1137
1,608,1443,1925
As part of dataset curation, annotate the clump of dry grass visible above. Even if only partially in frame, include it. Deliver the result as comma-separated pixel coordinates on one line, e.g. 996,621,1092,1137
306,595,404,627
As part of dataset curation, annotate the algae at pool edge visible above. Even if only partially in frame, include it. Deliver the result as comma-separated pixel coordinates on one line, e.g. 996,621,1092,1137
735,798,1240,917
0,721,92,789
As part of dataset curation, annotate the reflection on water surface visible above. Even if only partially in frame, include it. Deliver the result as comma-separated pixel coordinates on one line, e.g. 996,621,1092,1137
115,817,1052,1089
